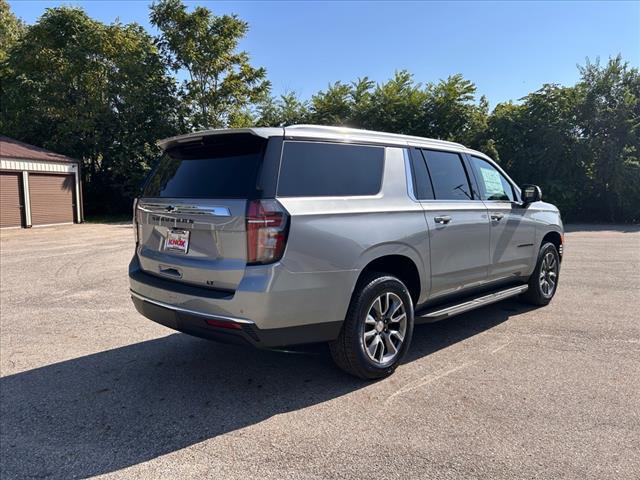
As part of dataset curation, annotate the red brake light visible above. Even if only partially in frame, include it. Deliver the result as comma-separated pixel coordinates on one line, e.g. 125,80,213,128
205,319,242,330
246,200,289,265
133,198,139,245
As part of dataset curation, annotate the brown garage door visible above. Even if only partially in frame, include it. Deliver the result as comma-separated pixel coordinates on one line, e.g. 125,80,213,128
29,173,76,225
0,171,24,228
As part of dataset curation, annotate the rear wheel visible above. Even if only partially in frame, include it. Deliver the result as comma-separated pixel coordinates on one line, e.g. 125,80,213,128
329,273,414,379
521,242,560,306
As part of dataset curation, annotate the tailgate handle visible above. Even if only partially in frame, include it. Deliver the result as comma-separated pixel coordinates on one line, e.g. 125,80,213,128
159,266,182,278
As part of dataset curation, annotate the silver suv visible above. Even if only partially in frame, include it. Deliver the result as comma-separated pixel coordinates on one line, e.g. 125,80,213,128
129,125,563,379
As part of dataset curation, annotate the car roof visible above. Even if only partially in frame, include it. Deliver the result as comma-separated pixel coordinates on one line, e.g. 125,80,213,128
157,125,467,151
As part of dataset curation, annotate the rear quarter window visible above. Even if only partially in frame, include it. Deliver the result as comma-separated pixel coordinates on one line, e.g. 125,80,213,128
277,141,384,197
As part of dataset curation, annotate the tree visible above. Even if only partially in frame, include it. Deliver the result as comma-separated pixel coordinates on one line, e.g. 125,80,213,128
0,6,179,214
150,0,270,130
577,56,640,222
309,81,356,126
487,57,640,222
488,84,588,218
3,0,637,222
0,0,25,63
421,74,490,146
355,71,426,134
257,91,310,127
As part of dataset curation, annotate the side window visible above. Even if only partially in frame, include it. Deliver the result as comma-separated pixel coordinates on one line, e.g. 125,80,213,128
422,149,473,200
277,141,384,197
408,149,434,200
469,156,515,202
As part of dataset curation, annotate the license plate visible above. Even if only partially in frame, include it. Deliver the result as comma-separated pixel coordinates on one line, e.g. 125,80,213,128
166,229,190,253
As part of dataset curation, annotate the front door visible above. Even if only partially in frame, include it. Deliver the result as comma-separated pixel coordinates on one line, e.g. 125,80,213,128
467,155,536,281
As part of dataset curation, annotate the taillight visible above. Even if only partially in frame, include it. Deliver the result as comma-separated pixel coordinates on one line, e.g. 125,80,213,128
246,199,289,265
205,319,242,330
132,198,139,245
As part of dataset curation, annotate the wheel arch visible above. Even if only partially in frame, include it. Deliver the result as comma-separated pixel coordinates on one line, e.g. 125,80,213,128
541,230,563,261
352,254,422,308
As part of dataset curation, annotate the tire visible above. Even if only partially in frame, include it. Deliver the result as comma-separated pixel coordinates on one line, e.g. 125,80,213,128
329,273,414,379
521,242,560,306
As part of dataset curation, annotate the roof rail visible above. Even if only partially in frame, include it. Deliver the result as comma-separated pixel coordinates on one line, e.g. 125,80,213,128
285,124,465,148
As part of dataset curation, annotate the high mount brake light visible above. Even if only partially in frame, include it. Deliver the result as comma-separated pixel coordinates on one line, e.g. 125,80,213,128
246,200,289,265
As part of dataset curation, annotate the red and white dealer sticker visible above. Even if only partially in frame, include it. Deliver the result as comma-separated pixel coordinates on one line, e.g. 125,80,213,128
165,230,190,253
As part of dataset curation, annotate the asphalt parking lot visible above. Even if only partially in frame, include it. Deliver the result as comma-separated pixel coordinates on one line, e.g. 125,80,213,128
1,223,639,479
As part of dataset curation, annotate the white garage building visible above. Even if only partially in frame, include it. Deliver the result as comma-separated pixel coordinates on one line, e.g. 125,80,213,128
0,136,84,228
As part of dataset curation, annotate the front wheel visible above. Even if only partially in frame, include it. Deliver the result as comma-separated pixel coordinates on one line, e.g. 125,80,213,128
521,242,560,306
329,273,414,379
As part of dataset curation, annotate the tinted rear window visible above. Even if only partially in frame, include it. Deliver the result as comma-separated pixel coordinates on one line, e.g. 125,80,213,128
143,134,266,198
422,149,473,200
277,141,384,197
409,149,435,200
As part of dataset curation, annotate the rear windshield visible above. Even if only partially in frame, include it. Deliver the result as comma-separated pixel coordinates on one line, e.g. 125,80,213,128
143,134,266,198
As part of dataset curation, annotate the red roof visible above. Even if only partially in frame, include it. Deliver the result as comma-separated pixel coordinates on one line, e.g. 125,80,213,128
0,136,78,163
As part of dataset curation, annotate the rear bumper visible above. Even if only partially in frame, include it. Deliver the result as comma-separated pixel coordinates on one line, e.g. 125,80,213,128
131,290,342,348
131,291,258,346
129,255,348,347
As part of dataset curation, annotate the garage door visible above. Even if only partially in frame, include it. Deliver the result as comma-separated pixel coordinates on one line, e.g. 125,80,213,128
0,172,24,228
29,174,76,226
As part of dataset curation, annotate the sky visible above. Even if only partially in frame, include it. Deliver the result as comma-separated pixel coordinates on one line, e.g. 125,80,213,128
8,1,640,108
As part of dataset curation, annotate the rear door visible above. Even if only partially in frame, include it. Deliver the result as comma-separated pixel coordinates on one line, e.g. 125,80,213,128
135,133,280,291
417,148,491,298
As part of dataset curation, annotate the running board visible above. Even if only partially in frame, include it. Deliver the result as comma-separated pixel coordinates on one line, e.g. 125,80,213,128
415,284,529,323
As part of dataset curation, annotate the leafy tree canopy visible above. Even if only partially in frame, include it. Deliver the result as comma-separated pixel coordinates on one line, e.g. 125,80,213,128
0,0,25,62
1,0,638,222
0,5,178,213
150,0,270,130
257,59,639,222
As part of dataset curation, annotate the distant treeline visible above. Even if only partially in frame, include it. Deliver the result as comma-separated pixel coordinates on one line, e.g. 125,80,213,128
1,0,638,222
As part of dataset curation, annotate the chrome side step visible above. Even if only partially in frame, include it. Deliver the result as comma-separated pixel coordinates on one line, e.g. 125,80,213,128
415,284,529,323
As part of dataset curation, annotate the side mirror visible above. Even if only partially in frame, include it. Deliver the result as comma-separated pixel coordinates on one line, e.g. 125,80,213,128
521,184,542,205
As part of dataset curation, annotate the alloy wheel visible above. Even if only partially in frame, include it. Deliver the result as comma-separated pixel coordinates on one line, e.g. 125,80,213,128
362,292,407,364
539,251,558,297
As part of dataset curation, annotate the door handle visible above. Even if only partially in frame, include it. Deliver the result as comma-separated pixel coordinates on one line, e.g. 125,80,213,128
490,213,505,221
434,215,452,224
